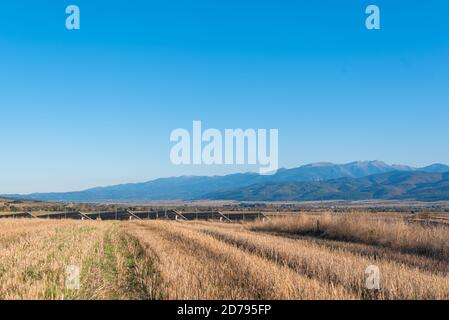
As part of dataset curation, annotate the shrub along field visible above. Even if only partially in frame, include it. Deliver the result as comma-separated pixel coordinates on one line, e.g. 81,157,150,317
0,213,448,300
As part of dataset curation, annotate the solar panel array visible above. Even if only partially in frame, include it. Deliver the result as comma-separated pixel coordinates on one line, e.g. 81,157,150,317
0,210,267,222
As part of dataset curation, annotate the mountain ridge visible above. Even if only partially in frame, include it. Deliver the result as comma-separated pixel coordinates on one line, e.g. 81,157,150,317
3,161,449,202
203,171,449,202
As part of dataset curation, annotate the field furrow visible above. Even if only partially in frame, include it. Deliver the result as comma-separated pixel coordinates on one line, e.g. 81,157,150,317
185,222,449,299
127,221,355,300
1,213,448,300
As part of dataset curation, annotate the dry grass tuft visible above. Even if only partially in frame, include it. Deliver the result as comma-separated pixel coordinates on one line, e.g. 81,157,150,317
251,213,449,260
126,221,353,300
1,213,448,300
0,220,156,300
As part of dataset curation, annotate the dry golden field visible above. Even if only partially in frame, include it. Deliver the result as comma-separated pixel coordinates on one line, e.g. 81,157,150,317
0,213,448,300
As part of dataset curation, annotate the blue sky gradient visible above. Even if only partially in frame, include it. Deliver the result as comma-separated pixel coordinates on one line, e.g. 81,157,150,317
1,1,448,193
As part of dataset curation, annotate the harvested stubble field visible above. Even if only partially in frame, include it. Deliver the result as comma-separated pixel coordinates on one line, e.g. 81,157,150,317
0,213,448,300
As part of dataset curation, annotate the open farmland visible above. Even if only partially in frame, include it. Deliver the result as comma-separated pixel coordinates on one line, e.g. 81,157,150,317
0,213,448,300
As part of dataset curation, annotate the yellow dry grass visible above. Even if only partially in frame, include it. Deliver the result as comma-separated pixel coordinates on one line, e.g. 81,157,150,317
127,221,354,300
1,213,448,300
251,213,449,260
0,220,155,300
192,223,449,299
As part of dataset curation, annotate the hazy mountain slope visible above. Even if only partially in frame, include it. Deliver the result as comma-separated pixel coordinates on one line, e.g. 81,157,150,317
272,160,400,182
203,172,449,201
11,173,264,202
4,161,449,202
420,164,449,173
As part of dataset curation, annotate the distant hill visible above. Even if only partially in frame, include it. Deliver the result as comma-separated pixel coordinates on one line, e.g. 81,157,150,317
203,171,449,202
272,160,408,182
3,161,449,202
420,163,449,173
6,173,263,202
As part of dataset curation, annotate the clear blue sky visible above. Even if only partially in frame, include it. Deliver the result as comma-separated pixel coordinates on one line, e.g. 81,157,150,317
1,0,448,193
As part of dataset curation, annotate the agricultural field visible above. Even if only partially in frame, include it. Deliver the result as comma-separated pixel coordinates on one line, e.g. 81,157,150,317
0,213,448,300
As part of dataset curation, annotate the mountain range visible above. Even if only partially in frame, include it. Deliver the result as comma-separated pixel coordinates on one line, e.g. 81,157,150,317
204,171,449,202
4,161,449,202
